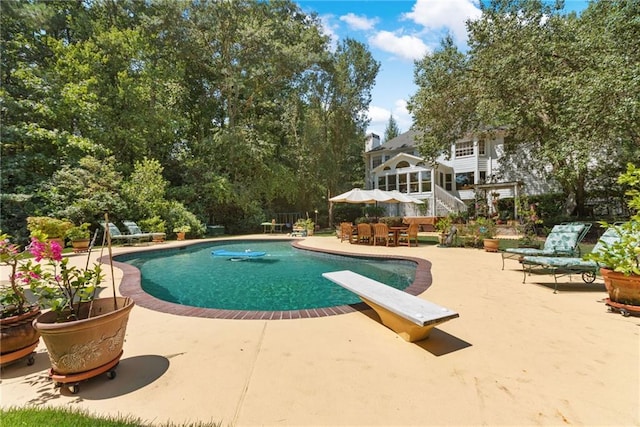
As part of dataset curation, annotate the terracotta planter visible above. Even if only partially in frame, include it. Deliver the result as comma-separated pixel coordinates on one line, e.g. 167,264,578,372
176,232,185,241
33,297,134,375
1,306,41,355
600,268,640,306
151,232,165,243
71,239,90,253
483,238,500,252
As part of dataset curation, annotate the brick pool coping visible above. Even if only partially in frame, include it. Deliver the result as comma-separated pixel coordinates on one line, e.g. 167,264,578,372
101,239,433,320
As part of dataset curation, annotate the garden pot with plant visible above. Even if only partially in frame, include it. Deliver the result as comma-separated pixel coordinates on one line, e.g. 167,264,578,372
65,223,91,253
0,233,40,367
26,216,73,248
173,225,190,241
140,216,166,243
468,217,499,252
585,163,640,316
22,233,134,384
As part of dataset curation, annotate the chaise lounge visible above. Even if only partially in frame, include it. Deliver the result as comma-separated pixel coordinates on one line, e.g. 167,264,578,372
520,226,621,292
501,222,592,269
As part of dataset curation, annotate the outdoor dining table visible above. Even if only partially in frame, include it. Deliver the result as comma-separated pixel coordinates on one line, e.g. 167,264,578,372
389,226,409,247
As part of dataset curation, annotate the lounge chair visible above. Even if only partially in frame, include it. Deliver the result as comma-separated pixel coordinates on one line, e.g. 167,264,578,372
123,220,156,242
372,223,393,246
397,223,419,247
501,222,592,269
520,227,621,292
100,222,148,245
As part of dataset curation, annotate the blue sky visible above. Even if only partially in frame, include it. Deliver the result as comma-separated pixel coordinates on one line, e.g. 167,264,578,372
295,0,590,140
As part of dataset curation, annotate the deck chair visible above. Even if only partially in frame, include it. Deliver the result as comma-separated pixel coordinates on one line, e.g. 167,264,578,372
372,223,393,246
501,222,592,270
123,220,155,242
520,227,622,292
100,222,148,245
397,223,419,247
356,223,372,245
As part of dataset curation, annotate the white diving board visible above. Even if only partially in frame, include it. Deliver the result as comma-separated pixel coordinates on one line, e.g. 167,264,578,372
322,270,459,342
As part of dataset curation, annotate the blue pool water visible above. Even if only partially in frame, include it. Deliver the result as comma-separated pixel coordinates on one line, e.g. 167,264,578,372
117,240,416,311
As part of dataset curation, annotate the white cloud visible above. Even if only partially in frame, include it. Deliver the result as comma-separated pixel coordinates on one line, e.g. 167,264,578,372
368,31,430,61
340,13,378,31
367,99,412,137
318,14,339,51
403,0,482,44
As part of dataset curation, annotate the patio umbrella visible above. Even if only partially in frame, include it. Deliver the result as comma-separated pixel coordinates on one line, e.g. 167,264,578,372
387,190,424,204
329,188,390,204
329,188,423,204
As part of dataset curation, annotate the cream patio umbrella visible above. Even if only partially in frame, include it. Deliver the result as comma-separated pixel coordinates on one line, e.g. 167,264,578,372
329,188,424,204
328,188,393,204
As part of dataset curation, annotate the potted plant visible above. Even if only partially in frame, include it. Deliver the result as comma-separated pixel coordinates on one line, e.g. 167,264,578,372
585,163,640,315
26,216,73,247
139,216,166,243
0,233,41,366
467,217,498,251
173,225,190,240
65,223,91,253
20,233,134,380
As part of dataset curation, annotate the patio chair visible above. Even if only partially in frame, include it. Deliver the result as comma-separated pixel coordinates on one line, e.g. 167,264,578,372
123,220,155,242
501,222,592,270
356,223,372,245
520,227,621,292
397,223,419,247
340,222,357,243
372,223,393,246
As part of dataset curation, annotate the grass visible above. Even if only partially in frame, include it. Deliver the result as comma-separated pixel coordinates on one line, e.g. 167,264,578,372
0,407,222,427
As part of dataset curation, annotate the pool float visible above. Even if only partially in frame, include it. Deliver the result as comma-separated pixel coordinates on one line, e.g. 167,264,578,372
212,249,267,258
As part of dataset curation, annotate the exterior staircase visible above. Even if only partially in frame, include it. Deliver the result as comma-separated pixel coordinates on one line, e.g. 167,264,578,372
434,184,467,216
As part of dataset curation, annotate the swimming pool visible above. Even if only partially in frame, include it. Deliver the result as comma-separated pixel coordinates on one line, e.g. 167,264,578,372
116,240,418,312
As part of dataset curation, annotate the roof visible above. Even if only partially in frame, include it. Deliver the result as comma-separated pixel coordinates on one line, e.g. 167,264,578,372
369,130,421,152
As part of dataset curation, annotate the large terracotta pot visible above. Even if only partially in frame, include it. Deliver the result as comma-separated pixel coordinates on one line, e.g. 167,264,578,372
33,297,134,375
1,306,41,355
176,232,185,241
71,239,90,253
483,238,500,252
600,268,640,306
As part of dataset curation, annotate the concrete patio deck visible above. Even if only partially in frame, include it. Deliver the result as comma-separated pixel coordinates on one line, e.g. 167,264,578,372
1,234,638,426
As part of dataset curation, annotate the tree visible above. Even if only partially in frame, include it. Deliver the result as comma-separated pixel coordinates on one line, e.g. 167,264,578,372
383,115,401,142
409,0,640,216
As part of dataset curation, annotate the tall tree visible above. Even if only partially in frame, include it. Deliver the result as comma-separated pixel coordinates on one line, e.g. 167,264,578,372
383,115,401,142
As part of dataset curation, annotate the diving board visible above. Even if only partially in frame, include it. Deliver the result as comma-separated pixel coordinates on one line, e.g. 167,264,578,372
322,270,459,342
212,249,266,258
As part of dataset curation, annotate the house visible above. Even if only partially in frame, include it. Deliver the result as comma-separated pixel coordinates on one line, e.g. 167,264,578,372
363,130,551,219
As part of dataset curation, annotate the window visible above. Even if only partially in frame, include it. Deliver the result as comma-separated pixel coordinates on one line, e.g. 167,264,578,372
479,171,486,183
377,176,386,190
398,173,407,192
445,173,452,191
396,161,410,169
456,172,475,189
372,156,383,169
388,174,397,191
455,141,474,157
478,140,486,155
421,172,431,192
409,173,419,193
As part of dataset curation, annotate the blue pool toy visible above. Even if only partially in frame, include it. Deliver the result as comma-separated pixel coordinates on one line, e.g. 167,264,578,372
212,249,267,258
